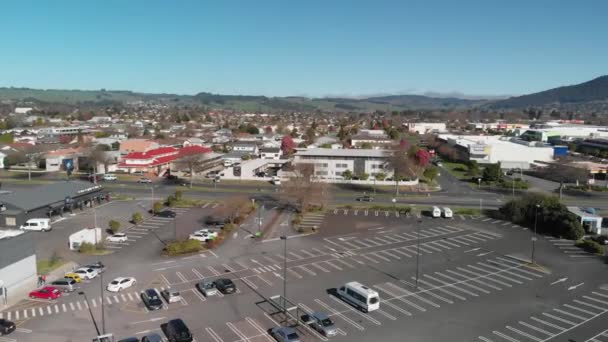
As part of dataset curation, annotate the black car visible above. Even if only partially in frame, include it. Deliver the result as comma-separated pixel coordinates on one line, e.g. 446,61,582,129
0,319,16,336
162,319,193,342
156,210,177,218
141,289,163,311
214,278,236,294
356,195,374,202
117,338,139,342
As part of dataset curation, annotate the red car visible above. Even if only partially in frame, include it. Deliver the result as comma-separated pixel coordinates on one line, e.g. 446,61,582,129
29,286,61,300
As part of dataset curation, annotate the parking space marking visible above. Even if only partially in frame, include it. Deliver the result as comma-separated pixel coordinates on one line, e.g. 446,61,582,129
434,272,490,294
374,284,427,312
313,299,365,331
297,265,317,276
208,266,221,276
329,295,382,325
192,268,204,279
206,327,224,342
287,268,302,279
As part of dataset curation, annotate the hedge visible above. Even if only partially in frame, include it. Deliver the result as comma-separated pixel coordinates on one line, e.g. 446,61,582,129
164,240,202,256
575,240,605,255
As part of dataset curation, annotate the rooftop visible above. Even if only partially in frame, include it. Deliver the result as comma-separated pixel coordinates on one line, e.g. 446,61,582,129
0,181,104,212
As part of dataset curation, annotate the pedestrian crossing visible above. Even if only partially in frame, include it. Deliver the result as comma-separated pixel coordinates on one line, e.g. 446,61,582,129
105,207,191,249
332,208,480,220
478,288,608,342
546,237,597,259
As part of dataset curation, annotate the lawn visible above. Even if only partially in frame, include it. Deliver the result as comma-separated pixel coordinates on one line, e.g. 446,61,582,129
442,161,471,180
37,258,66,275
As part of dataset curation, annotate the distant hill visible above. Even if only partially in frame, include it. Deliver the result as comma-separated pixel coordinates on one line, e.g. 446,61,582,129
490,75,608,108
0,87,486,112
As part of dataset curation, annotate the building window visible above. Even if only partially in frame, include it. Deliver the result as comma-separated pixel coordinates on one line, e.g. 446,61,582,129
336,163,348,168
316,163,328,168
5,217,16,226
315,171,328,176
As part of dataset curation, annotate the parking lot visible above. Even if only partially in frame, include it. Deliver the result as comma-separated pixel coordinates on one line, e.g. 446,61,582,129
2,205,607,342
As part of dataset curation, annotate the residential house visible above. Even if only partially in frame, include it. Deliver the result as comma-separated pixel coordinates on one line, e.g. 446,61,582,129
119,139,159,156
260,147,282,160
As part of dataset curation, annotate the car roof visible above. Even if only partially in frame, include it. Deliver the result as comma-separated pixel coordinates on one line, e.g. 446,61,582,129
277,326,296,334
145,288,157,295
312,312,329,320
113,277,128,281
41,286,57,291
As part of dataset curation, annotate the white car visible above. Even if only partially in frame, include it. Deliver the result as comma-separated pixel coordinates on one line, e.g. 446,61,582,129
137,178,152,184
74,267,98,280
106,233,128,243
103,174,117,181
106,277,136,292
189,229,218,242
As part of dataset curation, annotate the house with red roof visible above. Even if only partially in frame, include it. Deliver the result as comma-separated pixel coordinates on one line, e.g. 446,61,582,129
117,145,216,176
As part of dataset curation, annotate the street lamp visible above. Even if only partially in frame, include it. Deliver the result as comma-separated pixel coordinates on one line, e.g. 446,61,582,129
531,204,540,264
392,198,396,212
477,178,482,189
415,218,422,288
78,291,100,336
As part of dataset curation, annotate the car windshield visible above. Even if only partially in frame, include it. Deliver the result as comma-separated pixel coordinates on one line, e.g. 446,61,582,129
287,333,299,340
203,282,215,289
320,318,333,326
369,296,379,304
111,280,119,285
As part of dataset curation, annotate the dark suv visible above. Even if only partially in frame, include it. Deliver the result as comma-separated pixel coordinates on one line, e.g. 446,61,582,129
0,319,16,336
141,289,163,311
215,278,236,294
162,319,192,342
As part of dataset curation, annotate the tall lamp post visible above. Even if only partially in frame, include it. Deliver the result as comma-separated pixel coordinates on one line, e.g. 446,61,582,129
478,177,482,189
79,291,100,336
100,272,105,334
415,218,422,288
531,204,540,264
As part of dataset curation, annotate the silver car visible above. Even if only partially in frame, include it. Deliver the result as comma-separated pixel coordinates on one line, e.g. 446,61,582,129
196,280,218,297
50,278,79,293
161,289,182,304
308,312,338,337
270,326,300,342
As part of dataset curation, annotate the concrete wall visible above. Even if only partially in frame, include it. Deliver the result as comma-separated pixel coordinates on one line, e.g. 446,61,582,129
0,255,37,305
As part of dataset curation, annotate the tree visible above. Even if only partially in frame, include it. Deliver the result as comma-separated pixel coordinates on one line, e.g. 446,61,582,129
360,142,373,149
108,220,121,234
374,173,386,181
482,163,502,182
87,149,113,181
131,212,143,224
359,172,369,181
264,126,273,134
214,194,251,224
280,164,329,213
414,149,431,167
466,160,480,178
9,145,45,181
423,166,439,183
153,201,163,215
173,153,208,188
384,145,420,195
342,169,353,180
280,135,296,155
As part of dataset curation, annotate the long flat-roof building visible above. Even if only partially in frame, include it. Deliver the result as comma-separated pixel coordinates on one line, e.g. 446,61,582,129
0,181,107,227
293,148,391,180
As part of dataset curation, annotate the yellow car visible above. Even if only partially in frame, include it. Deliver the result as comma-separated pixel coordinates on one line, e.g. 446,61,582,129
63,273,82,283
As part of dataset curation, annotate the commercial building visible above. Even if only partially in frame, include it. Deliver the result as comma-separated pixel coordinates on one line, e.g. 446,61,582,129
293,148,391,180
437,135,557,169
567,207,605,235
0,181,107,227
404,122,447,134
0,233,37,307
517,124,608,142
117,145,214,175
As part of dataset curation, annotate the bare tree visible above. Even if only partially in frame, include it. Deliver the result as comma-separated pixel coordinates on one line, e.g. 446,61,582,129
384,146,420,196
173,153,208,188
86,149,113,183
213,194,251,224
280,164,329,213
8,145,45,182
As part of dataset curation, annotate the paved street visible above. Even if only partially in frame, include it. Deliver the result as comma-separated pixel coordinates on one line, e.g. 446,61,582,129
1,201,606,342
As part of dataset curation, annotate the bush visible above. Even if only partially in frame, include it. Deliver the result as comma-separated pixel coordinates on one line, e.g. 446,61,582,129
153,201,163,214
291,214,303,225
223,223,235,232
166,195,176,207
174,190,183,201
575,240,604,255
453,208,480,216
78,242,105,254
164,240,202,256
132,212,143,224
108,220,121,234
499,193,584,240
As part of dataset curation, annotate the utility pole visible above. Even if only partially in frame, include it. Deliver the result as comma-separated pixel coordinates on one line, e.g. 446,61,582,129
415,218,422,288
79,291,100,336
100,272,105,334
532,204,540,264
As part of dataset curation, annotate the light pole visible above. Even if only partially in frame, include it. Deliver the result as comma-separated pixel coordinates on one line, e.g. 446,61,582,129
79,291,100,336
392,198,396,212
532,204,540,264
100,272,105,334
478,177,482,189
512,176,515,198
280,226,288,323
415,218,422,288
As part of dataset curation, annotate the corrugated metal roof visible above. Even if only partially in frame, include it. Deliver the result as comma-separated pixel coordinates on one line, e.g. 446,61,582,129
296,148,388,158
0,181,104,212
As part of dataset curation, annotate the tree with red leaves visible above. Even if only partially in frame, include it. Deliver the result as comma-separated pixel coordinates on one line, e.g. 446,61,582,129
265,126,273,134
399,138,408,149
414,149,431,167
280,135,296,155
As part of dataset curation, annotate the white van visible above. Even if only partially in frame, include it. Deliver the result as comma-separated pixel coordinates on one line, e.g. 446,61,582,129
20,218,52,232
103,174,117,181
442,207,453,218
431,206,441,218
337,281,380,312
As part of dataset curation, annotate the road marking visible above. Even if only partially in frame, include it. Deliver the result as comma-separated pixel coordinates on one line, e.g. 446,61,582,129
435,272,490,294
529,316,566,331
492,331,520,342
542,312,575,326
553,308,586,321
446,269,502,291
176,272,188,283
314,299,365,331
240,277,258,290
206,327,224,342
329,295,382,325
192,268,205,279
246,317,274,342
506,325,541,341
62,303,67,312
208,266,220,276
424,274,479,297
518,321,553,336
76,301,82,310
69,302,75,311
374,284,426,312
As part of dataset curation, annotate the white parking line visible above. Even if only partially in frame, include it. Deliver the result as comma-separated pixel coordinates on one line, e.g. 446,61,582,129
287,268,303,279
506,325,540,341
297,265,317,276
206,327,224,342
529,316,566,331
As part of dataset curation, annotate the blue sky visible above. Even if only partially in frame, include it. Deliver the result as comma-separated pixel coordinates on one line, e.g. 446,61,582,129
0,0,606,97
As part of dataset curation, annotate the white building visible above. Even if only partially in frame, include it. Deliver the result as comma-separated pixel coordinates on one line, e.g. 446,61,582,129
293,149,391,180
260,147,282,160
438,134,556,170
517,124,608,142
404,122,447,134
232,143,259,155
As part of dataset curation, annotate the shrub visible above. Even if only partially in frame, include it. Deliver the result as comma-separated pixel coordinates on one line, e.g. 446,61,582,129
575,240,604,255
165,240,202,256
78,242,104,254
132,212,143,224
174,190,183,201
291,214,303,225
108,220,121,234
166,195,176,207
153,201,163,214
223,223,235,232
